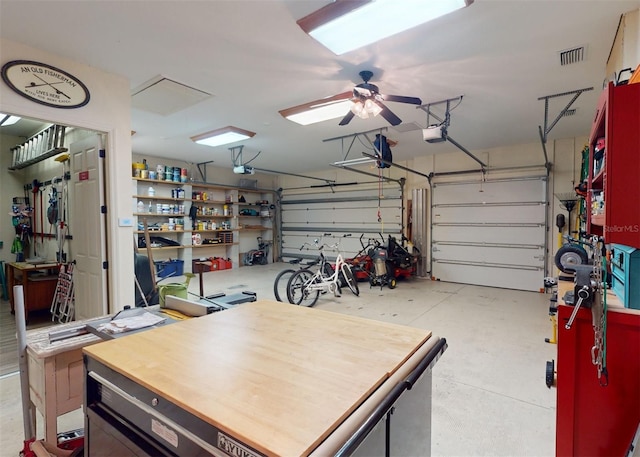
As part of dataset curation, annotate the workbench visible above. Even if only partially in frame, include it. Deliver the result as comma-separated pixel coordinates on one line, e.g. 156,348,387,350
6,261,59,321
83,300,446,456
554,280,640,456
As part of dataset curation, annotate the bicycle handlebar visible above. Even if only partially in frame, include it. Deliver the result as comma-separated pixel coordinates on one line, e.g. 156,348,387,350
299,233,353,251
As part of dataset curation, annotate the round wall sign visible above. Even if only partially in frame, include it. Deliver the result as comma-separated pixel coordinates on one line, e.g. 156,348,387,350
1,60,90,109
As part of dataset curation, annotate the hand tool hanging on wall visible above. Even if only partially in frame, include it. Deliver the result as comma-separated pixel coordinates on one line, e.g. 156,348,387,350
31,179,41,256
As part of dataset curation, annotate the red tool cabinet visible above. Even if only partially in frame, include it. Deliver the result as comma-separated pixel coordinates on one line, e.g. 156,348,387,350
556,303,640,456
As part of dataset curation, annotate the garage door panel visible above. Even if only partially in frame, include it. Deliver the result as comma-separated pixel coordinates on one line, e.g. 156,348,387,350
282,205,400,225
432,244,544,267
432,261,543,292
433,204,545,224
432,225,543,244
433,179,544,205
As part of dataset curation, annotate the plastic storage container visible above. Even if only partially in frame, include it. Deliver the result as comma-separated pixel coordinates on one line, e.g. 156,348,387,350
154,259,184,278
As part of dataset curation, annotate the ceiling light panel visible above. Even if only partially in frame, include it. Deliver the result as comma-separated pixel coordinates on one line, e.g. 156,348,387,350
0,113,21,126
299,0,473,55
191,126,256,148
279,92,352,125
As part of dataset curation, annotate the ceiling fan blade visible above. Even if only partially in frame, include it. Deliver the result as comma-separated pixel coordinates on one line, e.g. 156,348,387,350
374,101,402,126
381,94,422,105
339,110,355,126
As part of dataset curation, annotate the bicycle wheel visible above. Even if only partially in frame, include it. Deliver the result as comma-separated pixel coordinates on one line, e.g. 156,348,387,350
287,270,320,307
340,264,360,296
273,269,295,302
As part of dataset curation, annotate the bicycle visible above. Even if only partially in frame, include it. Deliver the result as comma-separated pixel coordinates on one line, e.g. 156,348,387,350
273,257,323,302
286,234,359,307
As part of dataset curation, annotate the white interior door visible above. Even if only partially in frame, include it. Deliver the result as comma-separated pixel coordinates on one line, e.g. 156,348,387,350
69,135,107,318
431,176,547,292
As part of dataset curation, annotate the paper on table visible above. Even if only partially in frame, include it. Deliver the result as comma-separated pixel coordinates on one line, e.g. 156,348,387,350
97,312,166,334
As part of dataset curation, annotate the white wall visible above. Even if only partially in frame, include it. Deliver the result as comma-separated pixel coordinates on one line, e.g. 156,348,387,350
606,8,640,78
0,38,133,313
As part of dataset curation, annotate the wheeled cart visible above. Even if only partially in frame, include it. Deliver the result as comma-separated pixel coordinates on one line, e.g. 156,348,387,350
83,301,446,456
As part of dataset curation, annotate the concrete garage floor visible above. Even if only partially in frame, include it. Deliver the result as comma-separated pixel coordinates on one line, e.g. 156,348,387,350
0,263,557,456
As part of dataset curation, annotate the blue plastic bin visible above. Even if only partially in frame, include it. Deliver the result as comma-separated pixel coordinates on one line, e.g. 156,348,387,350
155,259,184,279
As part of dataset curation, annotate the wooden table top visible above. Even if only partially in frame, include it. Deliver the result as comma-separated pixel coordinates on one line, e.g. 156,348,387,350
9,261,58,271
83,300,432,456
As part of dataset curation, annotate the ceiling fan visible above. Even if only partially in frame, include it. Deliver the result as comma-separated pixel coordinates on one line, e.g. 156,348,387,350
339,70,422,126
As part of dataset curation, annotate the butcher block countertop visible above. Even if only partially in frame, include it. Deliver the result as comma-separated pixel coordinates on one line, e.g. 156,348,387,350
83,300,432,456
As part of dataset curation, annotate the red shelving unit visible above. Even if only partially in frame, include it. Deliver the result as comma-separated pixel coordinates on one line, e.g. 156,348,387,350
586,82,640,248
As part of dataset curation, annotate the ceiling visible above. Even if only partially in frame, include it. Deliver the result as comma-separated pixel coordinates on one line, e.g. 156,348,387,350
1,0,638,174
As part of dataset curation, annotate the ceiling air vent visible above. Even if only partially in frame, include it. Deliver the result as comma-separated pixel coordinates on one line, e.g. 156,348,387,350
562,109,576,117
559,46,586,66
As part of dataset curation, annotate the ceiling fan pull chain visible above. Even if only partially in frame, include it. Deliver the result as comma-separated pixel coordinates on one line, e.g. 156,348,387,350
377,165,383,225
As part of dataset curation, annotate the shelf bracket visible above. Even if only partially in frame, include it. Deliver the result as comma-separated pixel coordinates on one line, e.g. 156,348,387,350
537,87,593,168
196,160,215,182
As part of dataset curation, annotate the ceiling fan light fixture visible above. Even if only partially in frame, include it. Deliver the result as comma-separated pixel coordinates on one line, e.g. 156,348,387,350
191,126,255,148
364,99,382,117
350,100,365,117
0,113,21,126
298,0,473,55
279,92,352,125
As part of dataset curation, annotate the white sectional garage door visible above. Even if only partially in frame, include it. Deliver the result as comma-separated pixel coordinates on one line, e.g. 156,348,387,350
280,185,403,259
431,176,547,292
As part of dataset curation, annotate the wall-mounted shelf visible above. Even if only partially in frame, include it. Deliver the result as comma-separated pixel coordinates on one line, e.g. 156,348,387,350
134,195,184,202
133,177,275,270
